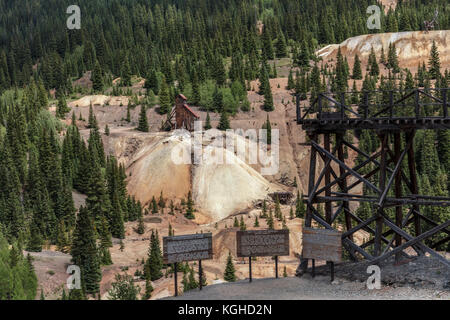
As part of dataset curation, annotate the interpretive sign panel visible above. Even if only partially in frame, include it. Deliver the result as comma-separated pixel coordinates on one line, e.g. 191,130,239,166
163,233,213,264
302,228,342,262
236,230,289,257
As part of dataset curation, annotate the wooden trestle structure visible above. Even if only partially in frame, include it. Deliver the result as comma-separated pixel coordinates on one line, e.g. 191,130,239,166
296,88,450,270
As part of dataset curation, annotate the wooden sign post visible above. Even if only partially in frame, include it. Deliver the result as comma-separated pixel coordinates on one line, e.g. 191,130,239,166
163,233,213,296
302,228,342,282
236,230,290,282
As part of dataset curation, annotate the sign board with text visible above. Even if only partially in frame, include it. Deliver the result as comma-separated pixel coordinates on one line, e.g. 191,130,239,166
302,228,342,262
163,233,213,264
236,230,290,257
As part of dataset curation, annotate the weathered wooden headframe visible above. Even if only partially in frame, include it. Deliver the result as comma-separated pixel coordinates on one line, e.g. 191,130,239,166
296,88,450,270
163,94,200,131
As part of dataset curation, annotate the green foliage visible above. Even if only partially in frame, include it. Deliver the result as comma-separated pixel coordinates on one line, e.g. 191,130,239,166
295,191,306,218
0,235,38,300
108,274,140,300
428,40,441,80
158,78,171,115
223,252,236,282
267,208,274,230
239,216,246,231
352,54,362,80
145,230,163,281
185,191,195,220
137,105,149,132
71,206,102,295
254,215,259,227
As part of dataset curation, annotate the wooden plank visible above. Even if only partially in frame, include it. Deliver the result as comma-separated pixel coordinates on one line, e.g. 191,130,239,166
302,227,342,262
236,230,289,257
163,233,213,264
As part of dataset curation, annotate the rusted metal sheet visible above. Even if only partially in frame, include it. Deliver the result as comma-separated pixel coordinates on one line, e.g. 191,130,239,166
163,233,213,264
302,228,342,262
236,230,289,257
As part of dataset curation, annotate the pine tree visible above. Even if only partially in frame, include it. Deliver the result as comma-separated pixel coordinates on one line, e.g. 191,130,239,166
56,94,69,119
110,191,125,239
287,69,295,90
368,48,380,77
92,61,103,92
88,104,98,129
267,208,274,230
26,220,43,252
182,270,189,292
223,252,236,282
191,72,201,106
204,112,212,130
297,40,310,68
136,215,145,235
276,33,287,58
158,191,165,209
188,267,199,290
263,114,272,145
137,105,149,132
254,215,259,227
261,199,267,218
158,78,171,115
151,196,158,214
295,191,306,218
142,279,153,300
71,206,102,295
352,54,362,80
121,57,132,87
104,124,110,136
233,217,239,228
239,216,246,231
262,26,274,60
185,191,195,219
212,86,224,112
428,40,441,80
263,85,274,112
145,230,163,281
387,43,400,73
145,69,159,95
274,196,282,221
217,109,230,131
98,215,113,266
56,220,69,253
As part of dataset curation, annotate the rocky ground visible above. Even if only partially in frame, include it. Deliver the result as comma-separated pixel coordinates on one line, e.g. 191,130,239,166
297,253,450,290
165,275,449,300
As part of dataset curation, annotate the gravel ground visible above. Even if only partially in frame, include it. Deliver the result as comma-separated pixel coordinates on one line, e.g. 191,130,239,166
297,254,450,290
164,275,449,300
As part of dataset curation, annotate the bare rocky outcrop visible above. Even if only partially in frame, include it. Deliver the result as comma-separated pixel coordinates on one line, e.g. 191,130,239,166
317,30,450,73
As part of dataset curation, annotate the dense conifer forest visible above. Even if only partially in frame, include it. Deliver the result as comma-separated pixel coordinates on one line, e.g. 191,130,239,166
0,0,448,299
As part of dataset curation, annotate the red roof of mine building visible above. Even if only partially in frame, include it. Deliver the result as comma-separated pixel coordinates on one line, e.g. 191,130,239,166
178,93,187,101
183,104,200,119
